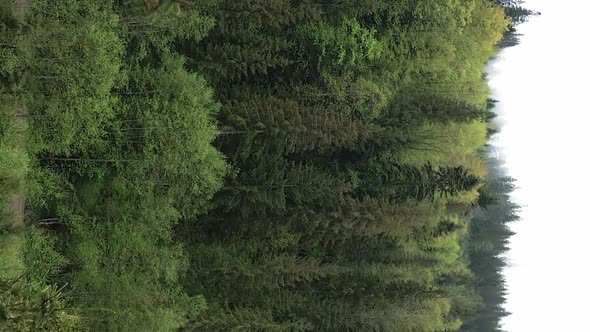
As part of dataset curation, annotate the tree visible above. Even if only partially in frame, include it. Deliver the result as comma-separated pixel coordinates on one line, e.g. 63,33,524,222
379,94,492,129
186,305,310,332
294,17,385,77
218,95,378,158
287,197,443,246
116,52,227,217
25,2,123,156
0,277,79,331
359,161,480,202
504,5,540,25
3,0,515,330
214,155,349,217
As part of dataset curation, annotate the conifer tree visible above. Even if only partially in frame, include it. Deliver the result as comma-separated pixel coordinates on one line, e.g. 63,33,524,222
218,96,378,157
214,155,349,216
360,161,480,202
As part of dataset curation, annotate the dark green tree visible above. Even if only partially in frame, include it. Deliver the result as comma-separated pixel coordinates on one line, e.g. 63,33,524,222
360,161,480,202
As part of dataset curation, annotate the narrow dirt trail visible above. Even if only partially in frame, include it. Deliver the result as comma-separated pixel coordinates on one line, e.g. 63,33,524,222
6,114,27,230
5,0,30,230
15,0,29,19
7,195,25,229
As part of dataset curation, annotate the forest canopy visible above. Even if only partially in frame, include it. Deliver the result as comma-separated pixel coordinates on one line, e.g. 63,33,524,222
0,0,529,331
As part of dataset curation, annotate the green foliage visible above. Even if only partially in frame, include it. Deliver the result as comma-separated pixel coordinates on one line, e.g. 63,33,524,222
295,17,384,74
0,145,27,182
359,159,481,202
0,1,225,330
121,0,216,50
0,233,24,279
0,0,514,330
20,228,67,285
218,95,379,157
504,5,539,25
116,51,227,217
215,155,349,216
189,304,310,332
461,155,520,331
175,1,508,330
25,166,69,211
25,1,124,156
0,278,80,332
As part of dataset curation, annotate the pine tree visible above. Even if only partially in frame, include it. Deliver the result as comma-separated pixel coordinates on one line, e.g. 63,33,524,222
504,5,540,25
193,42,291,81
213,155,350,216
188,305,309,332
218,96,378,158
287,197,443,246
379,93,492,129
359,161,480,202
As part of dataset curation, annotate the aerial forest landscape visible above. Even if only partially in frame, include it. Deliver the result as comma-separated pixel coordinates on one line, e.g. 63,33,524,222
0,0,535,331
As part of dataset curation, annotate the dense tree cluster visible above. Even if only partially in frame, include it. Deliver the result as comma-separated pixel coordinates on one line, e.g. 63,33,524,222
0,0,527,331
461,154,521,332
494,0,540,48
